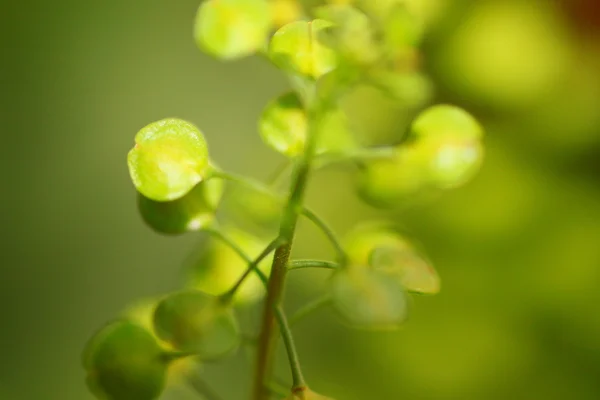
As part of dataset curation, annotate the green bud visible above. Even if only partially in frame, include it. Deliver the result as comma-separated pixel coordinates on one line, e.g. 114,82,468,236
368,70,433,108
329,267,408,329
269,20,337,80
343,222,406,266
383,3,424,49
259,92,307,156
186,228,273,305
259,91,356,157
356,147,428,207
412,135,484,189
137,175,223,235
128,118,210,202
83,320,168,400
225,184,283,232
411,104,484,141
344,223,440,294
194,0,272,60
316,4,380,66
153,290,240,359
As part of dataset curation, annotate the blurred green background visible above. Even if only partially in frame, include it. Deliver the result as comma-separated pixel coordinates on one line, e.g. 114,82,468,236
2,0,600,399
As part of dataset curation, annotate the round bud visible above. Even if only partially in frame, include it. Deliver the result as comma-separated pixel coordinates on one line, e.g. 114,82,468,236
344,224,440,294
343,222,407,266
82,320,168,400
368,71,433,109
194,0,272,60
413,136,484,189
383,3,425,50
315,4,380,66
153,290,240,359
225,184,283,232
269,19,337,80
259,91,355,157
259,92,307,156
128,118,210,202
329,267,408,329
186,228,273,305
270,0,303,28
411,104,483,141
137,176,223,235
356,147,428,208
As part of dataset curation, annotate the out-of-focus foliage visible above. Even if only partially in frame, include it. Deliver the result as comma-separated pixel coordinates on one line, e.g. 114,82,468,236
3,0,600,399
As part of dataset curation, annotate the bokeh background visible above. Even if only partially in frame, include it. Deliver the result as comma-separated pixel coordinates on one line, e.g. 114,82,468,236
2,0,600,398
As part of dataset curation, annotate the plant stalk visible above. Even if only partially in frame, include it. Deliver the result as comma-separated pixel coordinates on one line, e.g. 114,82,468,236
252,103,322,400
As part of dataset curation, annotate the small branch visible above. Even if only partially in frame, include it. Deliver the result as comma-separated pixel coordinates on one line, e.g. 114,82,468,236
275,306,306,390
314,146,397,168
287,259,339,271
222,238,281,302
301,208,347,264
289,296,332,327
213,170,284,200
203,226,270,287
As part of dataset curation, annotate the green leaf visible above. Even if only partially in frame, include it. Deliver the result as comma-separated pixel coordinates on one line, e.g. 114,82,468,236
330,267,408,329
186,228,273,305
153,290,240,359
194,0,272,60
83,320,168,400
269,19,337,80
259,91,356,157
137,176,223,235
411,104,484,141
128,118,210,202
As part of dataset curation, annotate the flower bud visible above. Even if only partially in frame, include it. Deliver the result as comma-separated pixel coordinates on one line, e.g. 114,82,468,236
153,290,240,360
128,118,210,202
83,320,168,400
194,0,272,60
269,20,337,80
329,267,408,329
344,223,440,294
138,176,223,234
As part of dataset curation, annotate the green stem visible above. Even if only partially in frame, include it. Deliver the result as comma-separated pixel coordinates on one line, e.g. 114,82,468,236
314,146,397,169
301,208,347,264
289,296,332,327
203,226,270,287
214,170,347,264
275,306,306,390
221,238,281,303
252,99,323,400
287,259,339,271
213,170,283,201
